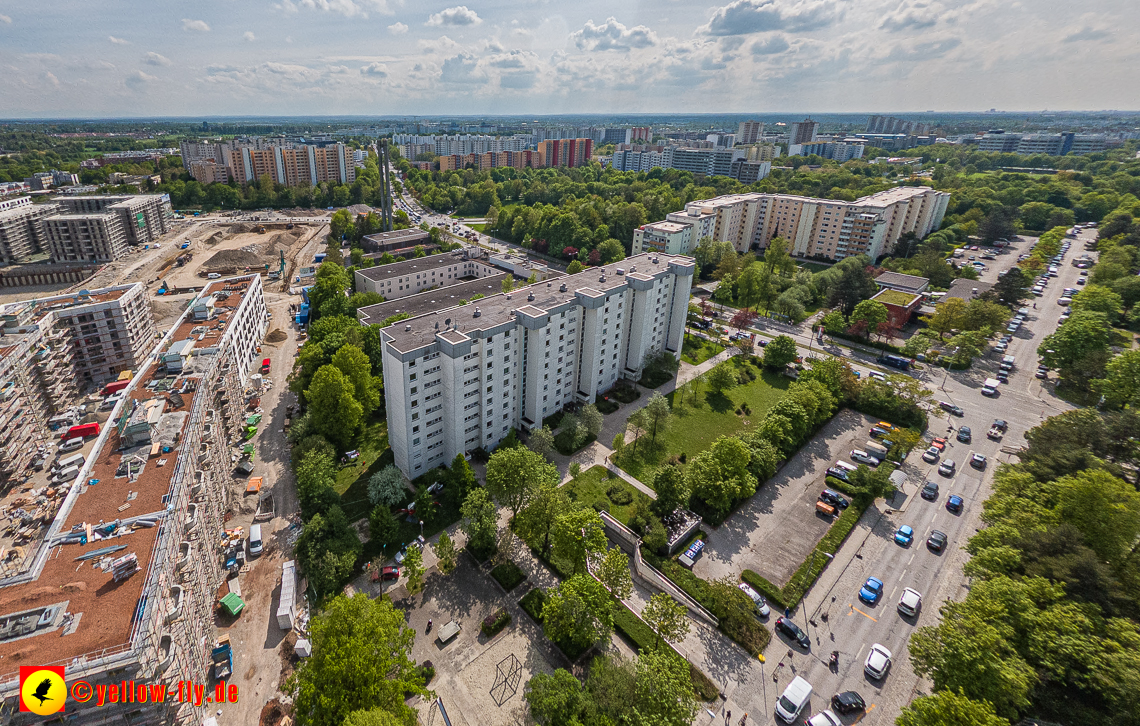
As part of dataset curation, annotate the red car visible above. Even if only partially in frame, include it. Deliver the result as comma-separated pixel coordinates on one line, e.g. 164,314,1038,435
372,566,400,582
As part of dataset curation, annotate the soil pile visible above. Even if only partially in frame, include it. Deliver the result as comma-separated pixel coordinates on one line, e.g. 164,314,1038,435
204,249,264,270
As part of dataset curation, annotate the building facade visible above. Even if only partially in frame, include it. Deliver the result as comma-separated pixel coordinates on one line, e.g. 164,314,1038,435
38,194,171,263
737,120,764,144
788,141,865,161
789,119,820,145
377,253,694,477
631,221,694,255
537,139,594,168
354,249,499,299
0,197,58,265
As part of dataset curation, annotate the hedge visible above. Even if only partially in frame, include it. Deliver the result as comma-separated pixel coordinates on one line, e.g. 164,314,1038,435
613,602,719,703
481,608,511,637
490,561,527,593
596,398,620,414
743,496,869,609
655,558,770,655
519,587,547,623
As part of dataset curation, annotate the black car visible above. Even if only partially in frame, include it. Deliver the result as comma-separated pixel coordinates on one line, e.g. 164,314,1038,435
820,489,850,509
774,617,810,648
831,691,867,715
920,481,939,501
927,530,948,552
957,426,972,443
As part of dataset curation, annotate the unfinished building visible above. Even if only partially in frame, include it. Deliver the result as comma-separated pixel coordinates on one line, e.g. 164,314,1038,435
0,274,268,725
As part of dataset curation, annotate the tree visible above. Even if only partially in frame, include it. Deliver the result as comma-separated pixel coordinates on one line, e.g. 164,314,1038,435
296,449,341,520
762,236,795,278
595,547,633,600
305,365,363,449
978,206,1019,243
947,329,988,367
368,465,407,507
632,647,698,726
821,309,847,334
850,299,889,337
368,504,398,544
524,669,584,726
1071,284,1124,323
730,307,758,330
650,465,689,517
331,344,381,415
1054,469,1140,565
1093,349,1140,409
501,277,515,294
897,690,1010,726
827,261,877,316
289,593,426,726
579,404,604,438
516,482,571,554
990,266,1031,307
626,408,648,449
706,363,737,394
434,531,457,575
342,709,404,726
643,391,671,443
611,432,625,456
566,259,584,274
450,454,478,497
543,574,614,650
486,446,559,522
597,238,625,264
529,425,555,458
1038,310,1113,387
685,436,753,516
762,335,798,370
551,506,608,575
403,544,425,594
962,298,1010,332
460,488,498,555
295,506,362,598
641,592,690,648
735,263,766,310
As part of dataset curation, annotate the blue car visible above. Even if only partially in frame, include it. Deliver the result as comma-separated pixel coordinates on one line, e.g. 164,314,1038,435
859,577,884,604
894,525,914,546
946,495,964,514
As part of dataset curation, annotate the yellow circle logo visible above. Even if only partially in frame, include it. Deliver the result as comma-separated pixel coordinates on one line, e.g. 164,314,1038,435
21,669,66,715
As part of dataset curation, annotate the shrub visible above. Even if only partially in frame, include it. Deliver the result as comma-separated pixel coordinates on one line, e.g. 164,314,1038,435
420,661,435,685
612,385,641,404
490,561,527,592
481,608,512,637
519,587,548,623
613,602,657,651
596,398,620,414
606,484,634,505
689,663,719,702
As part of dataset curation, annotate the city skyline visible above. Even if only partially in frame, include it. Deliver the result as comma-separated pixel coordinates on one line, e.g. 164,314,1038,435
0,0,1136,118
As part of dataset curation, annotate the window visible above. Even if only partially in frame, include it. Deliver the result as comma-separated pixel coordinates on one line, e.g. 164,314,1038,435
411,399,419,408
410,386,418,394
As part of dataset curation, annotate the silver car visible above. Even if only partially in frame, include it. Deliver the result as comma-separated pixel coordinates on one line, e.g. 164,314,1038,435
864,643,892,679
897,588,922,617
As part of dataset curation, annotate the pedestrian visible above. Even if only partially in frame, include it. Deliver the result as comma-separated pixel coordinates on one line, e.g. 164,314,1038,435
784,607,790,619
725,710,731,724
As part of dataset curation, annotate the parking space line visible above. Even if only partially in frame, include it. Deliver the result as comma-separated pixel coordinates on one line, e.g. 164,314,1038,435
898,569,906,581
908,552,915,565
849,605,878,622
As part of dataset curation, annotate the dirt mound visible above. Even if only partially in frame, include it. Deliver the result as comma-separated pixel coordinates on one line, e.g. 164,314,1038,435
259,699,287,726
266,329,288,343
205,249,264,270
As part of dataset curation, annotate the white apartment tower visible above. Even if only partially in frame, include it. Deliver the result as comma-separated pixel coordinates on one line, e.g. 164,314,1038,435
379,254,694,477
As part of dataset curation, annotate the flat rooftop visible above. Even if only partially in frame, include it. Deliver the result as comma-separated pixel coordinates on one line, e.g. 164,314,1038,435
643,222,689,233
357,273,511,325
355,249,486,283
383,253,693,354
0,276,257,679
0,285,136,328
855,186,937,205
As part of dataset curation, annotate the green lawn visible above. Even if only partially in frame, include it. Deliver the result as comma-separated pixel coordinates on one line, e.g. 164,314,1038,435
562,466,652,528
796,261,833,274
615,358,790,486
681,336,724,365
336,419,394,522
469,223,486,232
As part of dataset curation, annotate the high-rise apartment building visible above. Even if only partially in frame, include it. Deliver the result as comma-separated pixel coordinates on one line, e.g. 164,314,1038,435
39,194,171,263
737,120,765,144
789,119,820,145
228,143,354,186
647,186,950,261
0,276,267,726
788,141,865,161
0,197,59,265
538,139,594,168
377,254,694,477
631,222,694,256
866,115,932,136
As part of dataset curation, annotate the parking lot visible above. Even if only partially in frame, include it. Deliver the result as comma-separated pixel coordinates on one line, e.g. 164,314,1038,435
693,409,885,588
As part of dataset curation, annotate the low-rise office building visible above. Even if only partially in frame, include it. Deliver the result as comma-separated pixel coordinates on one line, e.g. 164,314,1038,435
376,253,694,478
353,248,499,299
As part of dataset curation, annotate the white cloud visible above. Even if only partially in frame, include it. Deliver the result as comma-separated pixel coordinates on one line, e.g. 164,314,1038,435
1063,26,1110,43
388,22,409,34
244,31,257,42
144,52,173,66
361,62,389,76
181,18,211,32
439,53,486,83
126,70,158,88
45,71,60,87
571,17,659,51
426,6,482,27
282,0,394,18
751,35,790,54
108,35,129,45
879,0,939,32
698,0,843,36
0,14,11,24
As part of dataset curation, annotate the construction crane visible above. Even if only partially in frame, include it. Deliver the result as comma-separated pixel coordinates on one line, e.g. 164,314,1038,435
268,250,285,281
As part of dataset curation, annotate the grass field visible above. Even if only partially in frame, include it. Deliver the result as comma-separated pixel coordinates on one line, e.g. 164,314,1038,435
562,466,652,527
469,223,486,232
681,336,724,365
615,358,790,486
335,419,394,522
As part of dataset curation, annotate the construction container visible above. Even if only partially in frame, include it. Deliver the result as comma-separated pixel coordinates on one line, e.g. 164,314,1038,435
277,560,297,629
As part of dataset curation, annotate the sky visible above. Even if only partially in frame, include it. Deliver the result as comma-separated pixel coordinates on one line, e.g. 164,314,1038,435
0,0,1137,118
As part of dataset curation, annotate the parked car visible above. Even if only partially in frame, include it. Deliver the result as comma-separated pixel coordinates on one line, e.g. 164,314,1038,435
820,489,849,509
927,530,949,552
897,587,922,617
859,577,884,604
850,449,881,467
864,644,892,680
970,453,987,469
775,617,810,648
1036,368,1049,379
830,691,866,715
775,676,813,722
938,459,956,476
737,582,771,619
957,426,972,443
930,437,947,451
869,426,892,439
946,494,964,514
894,525,914,546
939,401,965,416
922,447,940,463
805,711,842,726
825,466,850,482
921,481,939,500
376,565,400,581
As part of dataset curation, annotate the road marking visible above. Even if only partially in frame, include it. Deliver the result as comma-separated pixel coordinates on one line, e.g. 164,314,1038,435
898,569,906,581
908,552,915,565
888,585,897,599
850,605,878,622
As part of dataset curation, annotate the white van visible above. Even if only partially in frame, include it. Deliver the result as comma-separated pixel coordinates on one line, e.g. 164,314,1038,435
833,460,857,474
53,465,80,484
59,437,84,453
53,453,85,472
207,273,221,279
775,676,813,722
248,524,264,556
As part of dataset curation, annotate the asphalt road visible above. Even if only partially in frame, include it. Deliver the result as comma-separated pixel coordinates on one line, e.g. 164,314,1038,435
711,231,1093,723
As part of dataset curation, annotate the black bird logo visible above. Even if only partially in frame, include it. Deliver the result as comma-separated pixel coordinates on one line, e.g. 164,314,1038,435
32,678,54,706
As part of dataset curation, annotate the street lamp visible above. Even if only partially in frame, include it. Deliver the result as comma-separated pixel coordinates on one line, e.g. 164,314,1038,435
419,519,425,539
803,551,833,650
940,347,959,392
